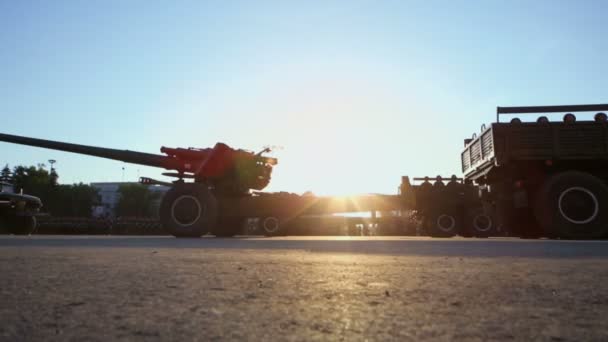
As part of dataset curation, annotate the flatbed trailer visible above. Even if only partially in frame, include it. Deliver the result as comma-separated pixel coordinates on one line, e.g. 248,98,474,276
220,193,406,234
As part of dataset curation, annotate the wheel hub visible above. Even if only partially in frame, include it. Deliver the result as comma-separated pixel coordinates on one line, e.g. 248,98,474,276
558,187,598,225
437,214,455,232
473,214,492,232
263,217,280,233
171,195,203,226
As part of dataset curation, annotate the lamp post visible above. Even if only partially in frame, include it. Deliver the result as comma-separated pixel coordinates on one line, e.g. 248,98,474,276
48,159,57,185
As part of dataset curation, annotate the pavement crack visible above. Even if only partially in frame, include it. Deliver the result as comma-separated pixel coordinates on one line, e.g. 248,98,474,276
65,301,85,307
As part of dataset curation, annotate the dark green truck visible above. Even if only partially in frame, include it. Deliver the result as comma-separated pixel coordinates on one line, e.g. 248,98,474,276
462,104,608,239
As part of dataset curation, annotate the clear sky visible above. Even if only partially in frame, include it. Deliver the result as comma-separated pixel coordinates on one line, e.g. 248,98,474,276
1,0,607,195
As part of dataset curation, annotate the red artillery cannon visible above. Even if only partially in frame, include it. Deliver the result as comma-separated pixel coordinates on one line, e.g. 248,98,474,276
0,132,411,237
0,133,282,237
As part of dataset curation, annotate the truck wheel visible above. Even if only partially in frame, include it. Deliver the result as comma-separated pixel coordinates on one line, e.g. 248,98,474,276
212,217,244,237
467,209,493,238
160,184,218,238
535,171,608,239
261,216,282,236
429,213,458,237
9,216,37,235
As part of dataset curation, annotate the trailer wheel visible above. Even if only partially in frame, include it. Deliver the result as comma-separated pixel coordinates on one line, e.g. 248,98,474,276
160,184,218,238
8,216,37,235
261,216,282,236
429,213,458,237
535,171,608,239
212,217,244,237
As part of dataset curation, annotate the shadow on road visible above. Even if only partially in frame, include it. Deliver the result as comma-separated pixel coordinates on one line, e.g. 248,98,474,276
1,235,607,258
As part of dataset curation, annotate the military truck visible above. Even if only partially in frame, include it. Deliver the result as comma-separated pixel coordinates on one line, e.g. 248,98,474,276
0,182,42,234
462,104,608,239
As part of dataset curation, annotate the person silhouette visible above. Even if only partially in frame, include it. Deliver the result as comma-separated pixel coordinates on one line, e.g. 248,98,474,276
446,175,461,194
433,175,445,189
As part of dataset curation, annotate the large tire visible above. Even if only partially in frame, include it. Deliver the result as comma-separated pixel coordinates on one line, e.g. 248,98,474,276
160,184,218,238
261,216,283,236
428,213,458,238
212,217,244,237
466,208,493,238
8,216,37,235
535,171,608,239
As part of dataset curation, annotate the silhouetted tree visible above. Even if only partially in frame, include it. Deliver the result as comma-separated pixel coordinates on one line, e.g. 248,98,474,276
47,183,99,217
10,164,99,217
115,184,160,217
0,164,11,183
12,165,52,197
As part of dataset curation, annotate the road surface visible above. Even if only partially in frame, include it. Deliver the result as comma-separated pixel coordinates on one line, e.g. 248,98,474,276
1,236,607,341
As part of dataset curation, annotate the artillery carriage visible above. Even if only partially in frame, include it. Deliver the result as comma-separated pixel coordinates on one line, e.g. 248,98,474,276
0,133,404,237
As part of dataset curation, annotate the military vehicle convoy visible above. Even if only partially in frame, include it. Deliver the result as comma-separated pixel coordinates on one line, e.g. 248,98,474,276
1,103,606,239
403,104,608,240
0,182,42,234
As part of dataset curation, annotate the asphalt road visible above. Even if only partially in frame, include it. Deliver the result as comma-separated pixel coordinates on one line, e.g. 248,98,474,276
1,236,608,341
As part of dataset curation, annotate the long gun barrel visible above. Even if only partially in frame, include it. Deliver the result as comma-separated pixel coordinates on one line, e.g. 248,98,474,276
0,132,277,191
0,132,179,170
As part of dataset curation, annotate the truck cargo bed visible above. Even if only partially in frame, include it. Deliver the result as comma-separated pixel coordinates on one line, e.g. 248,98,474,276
462,121,608,179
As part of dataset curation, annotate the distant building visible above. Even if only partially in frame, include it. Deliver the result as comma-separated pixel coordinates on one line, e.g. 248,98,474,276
90,182,169,218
